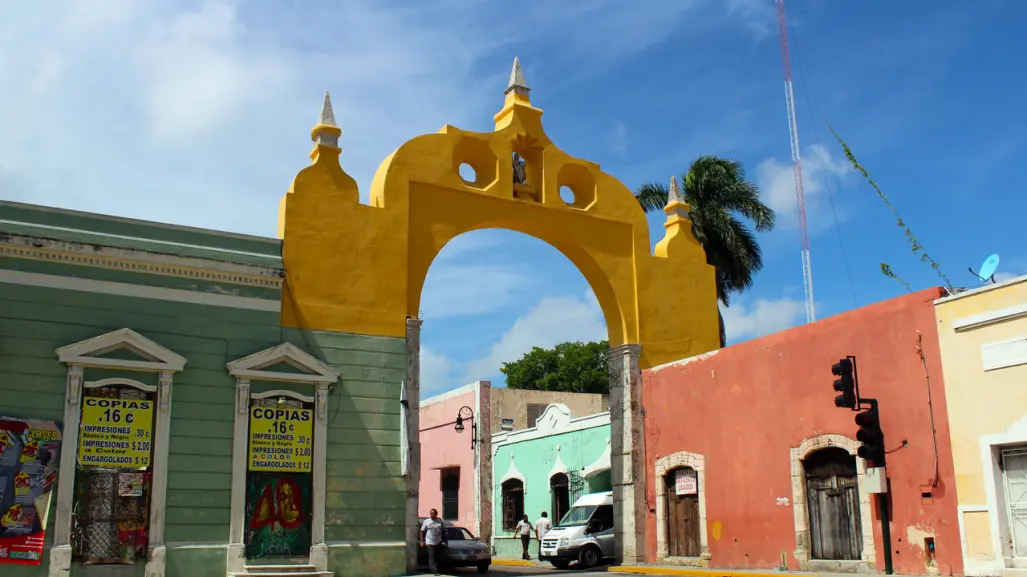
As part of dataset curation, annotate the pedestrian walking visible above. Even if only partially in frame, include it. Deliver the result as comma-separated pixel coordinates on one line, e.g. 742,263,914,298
514,514,534,560
420,508,448,575
534,511,552,557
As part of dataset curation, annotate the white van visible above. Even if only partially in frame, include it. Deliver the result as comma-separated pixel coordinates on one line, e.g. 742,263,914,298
538,491,614,569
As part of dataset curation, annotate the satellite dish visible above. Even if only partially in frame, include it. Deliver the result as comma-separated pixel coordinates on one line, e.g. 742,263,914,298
969,254,1000,283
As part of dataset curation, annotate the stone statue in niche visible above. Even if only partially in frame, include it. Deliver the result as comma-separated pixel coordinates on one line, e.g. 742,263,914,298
512,152,527,185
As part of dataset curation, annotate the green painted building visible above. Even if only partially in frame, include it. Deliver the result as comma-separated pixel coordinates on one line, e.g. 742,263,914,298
0,201,408,577
491,403,611,558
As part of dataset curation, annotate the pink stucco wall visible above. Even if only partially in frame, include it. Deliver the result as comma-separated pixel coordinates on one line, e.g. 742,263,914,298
419,386,478,529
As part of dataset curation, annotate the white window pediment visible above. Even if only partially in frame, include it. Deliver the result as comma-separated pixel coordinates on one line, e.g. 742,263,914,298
56,328,187,372
226,342,339,384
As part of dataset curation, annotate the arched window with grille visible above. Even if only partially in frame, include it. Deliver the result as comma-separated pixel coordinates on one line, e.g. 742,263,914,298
501,479,524,531
550,473,570,523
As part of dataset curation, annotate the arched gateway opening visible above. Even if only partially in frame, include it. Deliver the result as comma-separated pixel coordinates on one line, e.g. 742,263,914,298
276,59,720,569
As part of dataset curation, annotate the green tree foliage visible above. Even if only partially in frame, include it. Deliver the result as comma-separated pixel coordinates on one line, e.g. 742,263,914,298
501,340,611,394
635,156,776,346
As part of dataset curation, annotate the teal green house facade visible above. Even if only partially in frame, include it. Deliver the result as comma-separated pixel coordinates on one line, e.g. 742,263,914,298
0,201,409,577
491,404,611,558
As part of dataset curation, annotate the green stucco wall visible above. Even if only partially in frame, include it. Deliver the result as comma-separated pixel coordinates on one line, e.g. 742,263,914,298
491,422,611,558
0,252,406,575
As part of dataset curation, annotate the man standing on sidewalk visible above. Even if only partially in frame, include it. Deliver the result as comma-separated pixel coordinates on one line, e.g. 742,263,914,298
420,508,448,576
514,514,534,560
534,511,552,558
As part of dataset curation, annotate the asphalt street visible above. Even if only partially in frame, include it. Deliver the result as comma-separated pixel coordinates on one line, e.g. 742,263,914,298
408,563,610,576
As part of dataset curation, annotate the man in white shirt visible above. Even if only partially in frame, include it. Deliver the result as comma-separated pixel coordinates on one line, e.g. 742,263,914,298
534,511,553,558
514,514,533,560
420,508,448,575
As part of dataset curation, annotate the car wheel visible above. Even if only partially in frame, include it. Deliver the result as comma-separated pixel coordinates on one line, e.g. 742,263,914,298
550,558,572,569
476,561,490,573
578,545,602,568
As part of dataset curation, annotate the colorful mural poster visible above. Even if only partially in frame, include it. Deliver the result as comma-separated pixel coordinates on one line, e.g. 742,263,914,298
245,473,311,558
0,415,62,566
248,406,313,472
78,398,153,468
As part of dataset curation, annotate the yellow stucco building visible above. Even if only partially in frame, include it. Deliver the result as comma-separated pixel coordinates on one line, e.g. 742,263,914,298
936,275,1027,576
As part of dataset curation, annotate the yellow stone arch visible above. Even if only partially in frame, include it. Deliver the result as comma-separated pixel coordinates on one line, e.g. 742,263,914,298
278,60,719,368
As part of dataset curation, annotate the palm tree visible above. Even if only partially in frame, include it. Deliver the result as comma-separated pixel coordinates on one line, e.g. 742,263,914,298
635,156,776,347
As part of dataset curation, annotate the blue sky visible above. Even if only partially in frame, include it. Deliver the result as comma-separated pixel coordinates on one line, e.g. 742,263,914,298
2,1,1025,395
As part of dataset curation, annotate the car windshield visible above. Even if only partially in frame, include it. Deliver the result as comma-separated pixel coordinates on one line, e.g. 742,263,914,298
559,505,597,527
445,527,474,540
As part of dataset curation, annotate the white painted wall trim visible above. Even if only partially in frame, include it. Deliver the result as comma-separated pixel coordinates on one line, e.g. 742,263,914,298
789,434,876,570
582,436,611,478
420,382,476,408
980,416,1027,569
225,345,338,573
0,269,280,312
49,330,186,577
0,234,283,289
981,335,1027,372
958,504,1004,576
85,377,157,393
499,458,528,493
57,327,187,372
654,451,710,564
954,303,1027,332
935,275,1027,306
492,410,610,452
548,451,570,481
227,342,340,383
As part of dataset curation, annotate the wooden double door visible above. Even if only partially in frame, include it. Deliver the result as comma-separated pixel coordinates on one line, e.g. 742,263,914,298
805,448,863,561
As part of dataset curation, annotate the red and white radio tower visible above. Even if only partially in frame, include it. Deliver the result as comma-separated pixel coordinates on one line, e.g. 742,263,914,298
776,0,815,323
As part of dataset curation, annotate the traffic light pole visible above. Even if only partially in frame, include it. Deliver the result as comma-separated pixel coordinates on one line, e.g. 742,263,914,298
860,398,893,576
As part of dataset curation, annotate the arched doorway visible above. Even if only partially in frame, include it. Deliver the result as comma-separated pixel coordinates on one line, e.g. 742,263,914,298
550,473,570,523
663,467,702,558
803,448,863,561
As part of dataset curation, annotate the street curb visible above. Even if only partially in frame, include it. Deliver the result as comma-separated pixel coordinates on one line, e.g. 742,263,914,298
490,558,536,567
608,567,808,577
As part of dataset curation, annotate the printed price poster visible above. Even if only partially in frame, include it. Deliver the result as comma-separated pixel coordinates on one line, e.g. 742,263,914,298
0,415,62,566
78,398,154,468
248,406,313,472
675,469,697,496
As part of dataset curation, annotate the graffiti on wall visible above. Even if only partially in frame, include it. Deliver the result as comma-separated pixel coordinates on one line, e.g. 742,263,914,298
245,473,312,558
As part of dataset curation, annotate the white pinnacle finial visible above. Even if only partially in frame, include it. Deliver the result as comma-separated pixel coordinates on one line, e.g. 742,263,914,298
505,57,530,95
668,175,685,204
313,91,340,147
318,91,337,126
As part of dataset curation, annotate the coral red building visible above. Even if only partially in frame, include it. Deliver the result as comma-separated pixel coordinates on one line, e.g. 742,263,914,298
642,288,962,575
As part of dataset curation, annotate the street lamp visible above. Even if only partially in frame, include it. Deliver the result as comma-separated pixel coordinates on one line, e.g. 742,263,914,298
454,405,477,450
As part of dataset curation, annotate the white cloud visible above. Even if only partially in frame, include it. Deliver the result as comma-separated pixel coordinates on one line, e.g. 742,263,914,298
420,263,533,319
462,290,607,382
0,1,773,237
721,296,806,342
135,1,292,142
755,144,853,234
994,271,1018,283
420,346,457,395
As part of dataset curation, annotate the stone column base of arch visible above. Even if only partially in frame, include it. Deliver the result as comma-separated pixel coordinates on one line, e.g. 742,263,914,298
608,343,646,565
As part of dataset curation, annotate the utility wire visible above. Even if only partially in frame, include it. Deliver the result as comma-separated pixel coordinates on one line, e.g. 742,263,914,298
784,4,859,310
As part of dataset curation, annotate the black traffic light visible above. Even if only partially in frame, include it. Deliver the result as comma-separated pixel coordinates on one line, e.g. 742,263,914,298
832,358,856,409
855,408,886,465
